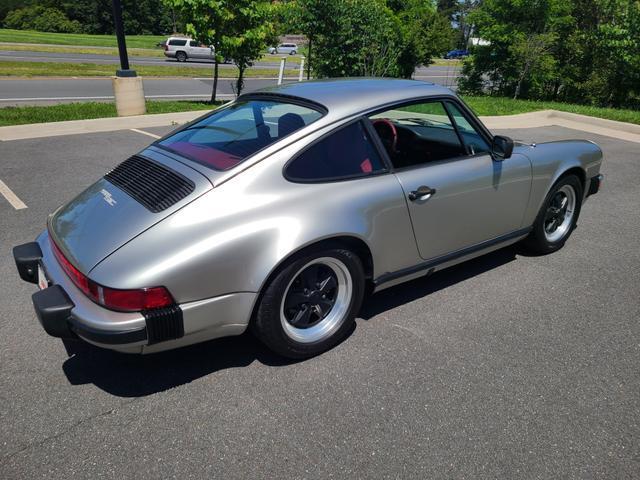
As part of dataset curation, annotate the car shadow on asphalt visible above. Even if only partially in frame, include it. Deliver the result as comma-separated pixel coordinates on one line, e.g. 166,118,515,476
61,246,518,398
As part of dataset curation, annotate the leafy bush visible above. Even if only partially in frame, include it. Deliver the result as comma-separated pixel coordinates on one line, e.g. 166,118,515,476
4,6,82,34
458,0,640,109
284,0,453,79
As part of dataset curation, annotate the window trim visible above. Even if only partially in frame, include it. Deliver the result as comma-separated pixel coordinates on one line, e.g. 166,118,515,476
154,95,327,172
443,100,491,156
283,118,390,184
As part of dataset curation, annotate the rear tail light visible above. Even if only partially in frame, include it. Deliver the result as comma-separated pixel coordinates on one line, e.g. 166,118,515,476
50,236,174,312
164,44,168,51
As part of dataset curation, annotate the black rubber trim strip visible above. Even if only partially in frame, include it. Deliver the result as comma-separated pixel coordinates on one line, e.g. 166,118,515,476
374,227,532,286
69,317,147,345
587,174,603,196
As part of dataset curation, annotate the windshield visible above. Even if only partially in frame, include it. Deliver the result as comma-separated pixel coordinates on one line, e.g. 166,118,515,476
159,99,324,171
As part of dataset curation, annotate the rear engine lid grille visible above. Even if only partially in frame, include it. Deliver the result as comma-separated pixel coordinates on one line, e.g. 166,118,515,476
105,155,195,213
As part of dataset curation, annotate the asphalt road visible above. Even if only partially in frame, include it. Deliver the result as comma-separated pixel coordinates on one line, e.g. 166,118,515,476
0,125,637,478
0,72,459,107
0,77,278,106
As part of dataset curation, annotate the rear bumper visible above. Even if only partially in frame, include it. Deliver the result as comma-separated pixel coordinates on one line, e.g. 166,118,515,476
13,231,256,354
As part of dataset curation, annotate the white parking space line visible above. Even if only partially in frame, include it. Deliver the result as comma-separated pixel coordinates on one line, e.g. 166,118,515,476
130,128,161,139
0,178,27,210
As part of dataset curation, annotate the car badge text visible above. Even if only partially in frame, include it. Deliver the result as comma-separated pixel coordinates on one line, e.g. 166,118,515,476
101,189,117,206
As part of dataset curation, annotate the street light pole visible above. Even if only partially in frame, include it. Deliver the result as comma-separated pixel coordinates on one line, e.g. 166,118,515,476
111,0,145,115
112,0,135,77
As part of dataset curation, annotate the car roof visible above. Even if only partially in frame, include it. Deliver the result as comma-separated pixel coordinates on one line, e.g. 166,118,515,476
245,78,455,120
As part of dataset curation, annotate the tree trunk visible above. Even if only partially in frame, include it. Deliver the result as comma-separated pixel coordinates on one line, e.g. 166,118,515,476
236,66,245,97
211,60,219,103
306,38,312,80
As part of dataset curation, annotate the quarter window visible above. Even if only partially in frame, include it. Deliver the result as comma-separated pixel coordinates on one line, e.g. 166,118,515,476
369,101,467,168
286,121,385,181
168,39,187,46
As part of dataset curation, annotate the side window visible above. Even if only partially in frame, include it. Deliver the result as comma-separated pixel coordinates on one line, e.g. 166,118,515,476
188,40,196,47
369,101,466,168
286,121,385,181
446,102,491,155
169,39,187,46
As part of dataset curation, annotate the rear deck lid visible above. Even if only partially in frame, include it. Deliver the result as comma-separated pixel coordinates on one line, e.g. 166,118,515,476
49,149,212,273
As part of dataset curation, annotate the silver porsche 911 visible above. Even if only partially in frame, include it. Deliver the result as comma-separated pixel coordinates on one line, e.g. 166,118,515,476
13,79,603,358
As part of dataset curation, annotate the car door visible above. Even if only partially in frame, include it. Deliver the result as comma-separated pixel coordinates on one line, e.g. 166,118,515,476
188,40,210,59
369,99,531,261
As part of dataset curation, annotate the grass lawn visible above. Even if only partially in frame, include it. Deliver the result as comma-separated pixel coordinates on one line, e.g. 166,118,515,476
430,59,462,67
0,60,299,78
0,96,637,128
463,96,640,125
0,29,164,49
0,43,164,58
0,101,217,127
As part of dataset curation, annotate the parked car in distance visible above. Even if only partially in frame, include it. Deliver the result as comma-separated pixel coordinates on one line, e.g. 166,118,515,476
444,49,469,59
164,37,214,62
268,43,298,55
14,79,603,360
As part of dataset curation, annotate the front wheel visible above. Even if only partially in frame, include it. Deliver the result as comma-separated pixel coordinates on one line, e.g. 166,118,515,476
252,248,365,359
523,174,583,254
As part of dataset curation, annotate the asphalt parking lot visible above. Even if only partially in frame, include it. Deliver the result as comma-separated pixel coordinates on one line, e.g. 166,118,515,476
0,124,638,478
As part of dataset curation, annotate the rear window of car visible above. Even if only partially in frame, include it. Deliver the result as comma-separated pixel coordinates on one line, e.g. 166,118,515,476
158,99,324,171
168,39,187,46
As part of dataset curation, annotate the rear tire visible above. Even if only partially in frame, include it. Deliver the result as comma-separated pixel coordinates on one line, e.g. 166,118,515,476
176,51,187,62
252,247,365,359
523,174,583,254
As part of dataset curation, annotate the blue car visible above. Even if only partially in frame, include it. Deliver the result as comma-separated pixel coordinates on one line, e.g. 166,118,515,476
444,49,469,59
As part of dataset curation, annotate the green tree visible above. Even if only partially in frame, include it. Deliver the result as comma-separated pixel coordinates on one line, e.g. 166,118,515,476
288,0,452,79
459,0,639,107
225,1,276,95
393,0,454,77
162,0,236,102
4,5,81,33
458,0,571,99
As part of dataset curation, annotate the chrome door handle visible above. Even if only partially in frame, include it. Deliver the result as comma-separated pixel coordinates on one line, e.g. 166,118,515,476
408,185,436,201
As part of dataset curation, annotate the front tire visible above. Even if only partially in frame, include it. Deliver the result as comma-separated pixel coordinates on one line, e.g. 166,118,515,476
523,174,583,254
253,247,365,359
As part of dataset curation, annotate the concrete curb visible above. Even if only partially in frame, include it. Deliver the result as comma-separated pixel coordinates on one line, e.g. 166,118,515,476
480,109,640,143
1,108,639,143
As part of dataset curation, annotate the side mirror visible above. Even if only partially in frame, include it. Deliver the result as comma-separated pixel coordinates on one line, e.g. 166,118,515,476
491,135,514,160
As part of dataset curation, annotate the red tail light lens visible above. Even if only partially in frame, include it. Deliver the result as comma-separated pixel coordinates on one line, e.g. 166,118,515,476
50,237,174,312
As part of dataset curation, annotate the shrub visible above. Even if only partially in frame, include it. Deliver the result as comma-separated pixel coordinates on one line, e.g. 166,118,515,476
4,6,82,34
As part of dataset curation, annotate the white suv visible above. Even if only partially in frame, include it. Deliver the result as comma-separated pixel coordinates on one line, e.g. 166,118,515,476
268,43,298,55
164,37,214,62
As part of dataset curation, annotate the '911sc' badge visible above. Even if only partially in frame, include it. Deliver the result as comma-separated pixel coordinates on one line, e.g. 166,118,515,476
101,188,117,206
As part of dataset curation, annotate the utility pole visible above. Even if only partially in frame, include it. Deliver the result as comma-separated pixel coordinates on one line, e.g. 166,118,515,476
112,0,134,77
111,0,146,115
